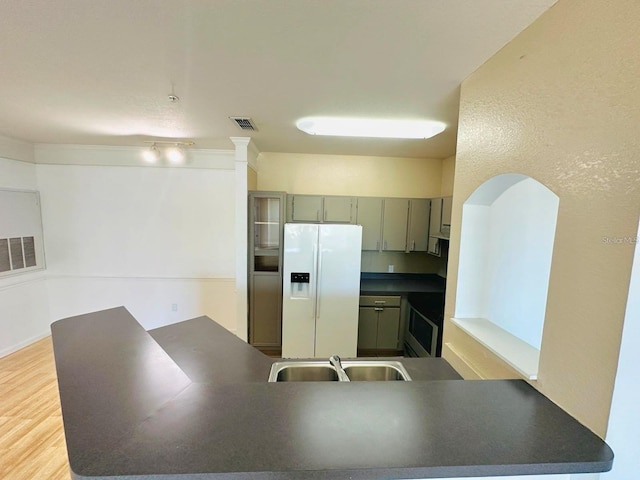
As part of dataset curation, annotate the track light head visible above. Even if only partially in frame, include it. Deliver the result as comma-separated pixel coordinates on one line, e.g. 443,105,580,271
165,145,185,164
142,144,160,163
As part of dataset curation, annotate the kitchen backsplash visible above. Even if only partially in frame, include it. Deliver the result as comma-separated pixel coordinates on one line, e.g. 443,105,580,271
360,251,447,276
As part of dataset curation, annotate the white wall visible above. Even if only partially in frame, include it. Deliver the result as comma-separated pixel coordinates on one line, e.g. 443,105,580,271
36,160,237,331
485,178,558,348
0,151,51,357
455,176,558,349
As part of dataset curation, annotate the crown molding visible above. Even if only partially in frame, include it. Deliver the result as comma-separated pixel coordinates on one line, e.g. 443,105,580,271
0,134,35,163
34,144,235,170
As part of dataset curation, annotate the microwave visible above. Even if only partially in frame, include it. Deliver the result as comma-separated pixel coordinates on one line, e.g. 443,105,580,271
404,303,439,357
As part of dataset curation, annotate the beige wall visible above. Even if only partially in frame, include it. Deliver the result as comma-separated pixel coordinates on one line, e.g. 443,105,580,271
440,155,455,196
443,0,640,437
247,165,257,191
256,152,442,198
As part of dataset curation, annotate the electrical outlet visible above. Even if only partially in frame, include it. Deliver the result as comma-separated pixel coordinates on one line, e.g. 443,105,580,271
388,264,394,273
171,303,178,312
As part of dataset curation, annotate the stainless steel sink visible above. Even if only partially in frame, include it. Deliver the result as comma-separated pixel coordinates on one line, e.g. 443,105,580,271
269,361,339,382
268,359,411,382
342,360,410,381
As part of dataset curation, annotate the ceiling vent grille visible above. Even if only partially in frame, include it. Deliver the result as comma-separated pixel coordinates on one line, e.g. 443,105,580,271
230,117,257,131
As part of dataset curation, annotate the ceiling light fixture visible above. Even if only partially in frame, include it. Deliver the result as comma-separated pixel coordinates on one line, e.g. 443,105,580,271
142,141,194,165
296,117,446,139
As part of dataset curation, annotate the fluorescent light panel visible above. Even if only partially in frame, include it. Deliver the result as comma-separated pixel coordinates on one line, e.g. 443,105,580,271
296,117,446,139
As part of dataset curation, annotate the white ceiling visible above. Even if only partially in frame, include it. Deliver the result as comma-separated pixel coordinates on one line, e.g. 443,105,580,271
0,0,556,159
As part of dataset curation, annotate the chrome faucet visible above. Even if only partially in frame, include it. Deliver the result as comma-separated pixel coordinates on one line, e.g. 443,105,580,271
329,355,350,382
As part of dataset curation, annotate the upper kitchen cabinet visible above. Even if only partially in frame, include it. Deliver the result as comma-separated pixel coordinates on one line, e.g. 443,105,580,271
287,195,355,224
323,196,355,223
356,197,383,251
427,196,452,256
441,196,452,235
382,198,409,251
288,195,323,222
429,197,452,238
407,198,430,252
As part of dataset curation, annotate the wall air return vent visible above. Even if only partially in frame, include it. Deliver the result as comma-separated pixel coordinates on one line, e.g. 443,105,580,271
0,189,46,277
230,117,257,131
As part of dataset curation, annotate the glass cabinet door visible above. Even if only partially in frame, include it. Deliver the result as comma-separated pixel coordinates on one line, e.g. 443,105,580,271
252,195,283,272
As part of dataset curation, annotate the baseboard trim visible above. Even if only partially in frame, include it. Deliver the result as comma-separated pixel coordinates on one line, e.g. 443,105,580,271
0,330,50,359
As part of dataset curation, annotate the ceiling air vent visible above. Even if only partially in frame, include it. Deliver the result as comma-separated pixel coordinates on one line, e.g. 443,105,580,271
230,117,257,131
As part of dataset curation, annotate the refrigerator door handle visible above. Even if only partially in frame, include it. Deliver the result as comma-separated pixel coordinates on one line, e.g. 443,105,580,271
316,246,323,319
312,243,319,321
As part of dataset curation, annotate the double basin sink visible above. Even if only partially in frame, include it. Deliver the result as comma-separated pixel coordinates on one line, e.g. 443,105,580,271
268,359,412,382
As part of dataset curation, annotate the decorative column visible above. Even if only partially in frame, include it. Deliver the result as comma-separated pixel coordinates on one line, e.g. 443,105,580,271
231,137,250,341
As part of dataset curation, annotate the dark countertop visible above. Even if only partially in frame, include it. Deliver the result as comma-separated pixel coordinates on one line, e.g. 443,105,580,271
51,307,613,480
360,272,446,295
148,316,274,383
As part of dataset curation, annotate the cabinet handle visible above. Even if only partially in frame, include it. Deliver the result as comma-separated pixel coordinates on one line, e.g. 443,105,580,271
411,240,415,251
376,240,380,250
374,307,384,311
324,209,328,221
374,300,386,304
317,210,320,221
383,240,387,250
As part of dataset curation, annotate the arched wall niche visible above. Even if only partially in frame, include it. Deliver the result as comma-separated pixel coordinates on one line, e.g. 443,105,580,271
452,173,559,380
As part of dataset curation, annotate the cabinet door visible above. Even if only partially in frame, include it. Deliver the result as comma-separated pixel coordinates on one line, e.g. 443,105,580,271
427,236,441,257
382,198,409,251
356,197,383,251
407,199,430,252
441,196,452,233
291,195,323,222
377,307,400,350
357,307,378,349
429,197,443,235
323,196,354,223
250,274,282,347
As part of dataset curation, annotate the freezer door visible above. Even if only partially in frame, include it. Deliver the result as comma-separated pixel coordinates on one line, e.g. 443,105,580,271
314,224,363,358
281,224,319,358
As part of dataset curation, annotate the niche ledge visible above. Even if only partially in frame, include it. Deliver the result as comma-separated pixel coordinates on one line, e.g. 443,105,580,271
450,317,539,380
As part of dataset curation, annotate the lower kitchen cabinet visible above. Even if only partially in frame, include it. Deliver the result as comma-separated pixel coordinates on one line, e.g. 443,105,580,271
357,295,401,355
250,274,282,347
357,307,378,350
376,308,401,349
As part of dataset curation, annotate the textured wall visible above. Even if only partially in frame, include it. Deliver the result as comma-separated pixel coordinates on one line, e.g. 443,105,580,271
257,152,443,198
444,0,640,436
440,155,456,196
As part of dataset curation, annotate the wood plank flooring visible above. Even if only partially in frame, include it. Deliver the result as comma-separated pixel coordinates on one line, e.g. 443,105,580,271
0,338,70,479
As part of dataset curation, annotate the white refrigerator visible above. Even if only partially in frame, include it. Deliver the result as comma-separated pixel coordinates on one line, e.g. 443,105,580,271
281,223,363,358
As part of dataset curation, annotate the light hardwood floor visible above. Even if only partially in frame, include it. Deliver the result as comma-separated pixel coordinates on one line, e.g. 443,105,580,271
0,338,70,479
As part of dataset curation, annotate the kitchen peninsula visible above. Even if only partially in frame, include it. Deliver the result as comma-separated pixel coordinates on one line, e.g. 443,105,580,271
51,307,613,480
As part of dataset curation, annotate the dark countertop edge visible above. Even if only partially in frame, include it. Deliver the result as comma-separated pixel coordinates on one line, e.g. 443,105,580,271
70,459,613,480
54,309,614,480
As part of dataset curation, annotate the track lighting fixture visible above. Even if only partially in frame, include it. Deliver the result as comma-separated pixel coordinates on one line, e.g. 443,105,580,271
142,141,194,165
